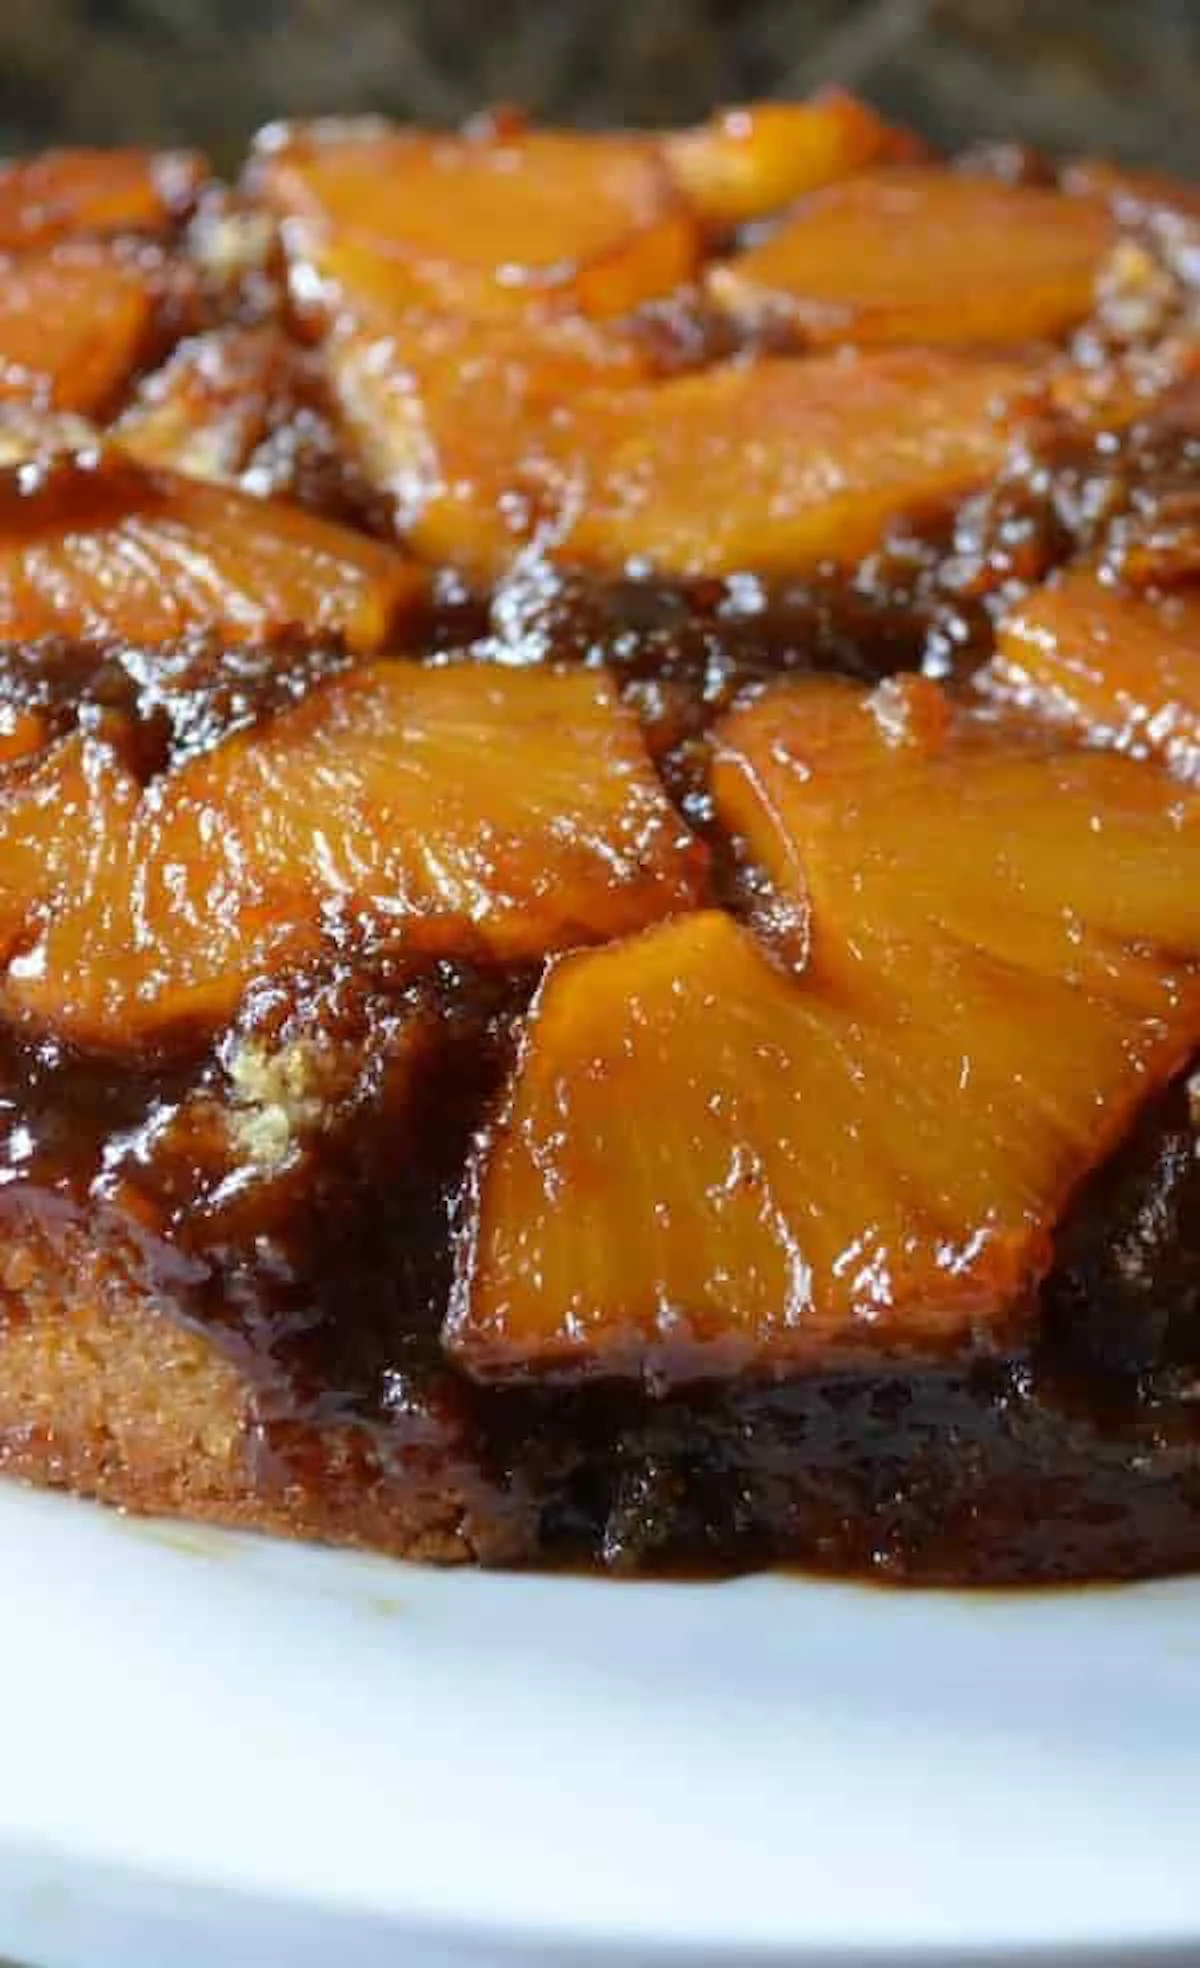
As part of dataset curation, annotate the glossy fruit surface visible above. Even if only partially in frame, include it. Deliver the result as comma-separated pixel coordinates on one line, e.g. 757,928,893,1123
455,680,1200,1380
0,661,704,1048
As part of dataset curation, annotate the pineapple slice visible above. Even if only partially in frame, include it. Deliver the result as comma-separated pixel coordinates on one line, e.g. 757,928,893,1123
453,680,1200,1380
0,661,704,1048
992,568,1200,780
559,350,1031,579
0,449,422,648
0,244,187,418
708,169,1115,346
253,119,697,323
713,675,1198,1004
328,310,645,581
0,148,205,251
664,92,917,227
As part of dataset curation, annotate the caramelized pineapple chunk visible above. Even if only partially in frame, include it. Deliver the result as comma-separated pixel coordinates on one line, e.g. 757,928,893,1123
713,675,1200,1001
560,350,1030,579
664,92,916,226
0,450,422,648
709,169,1115,345
0,244,180,417
328,310,645,580
453,682,1200,1381
0,662,704,1047
254,120,697,322
992,569,1200,779
0,148,205,251
457,912,930,1378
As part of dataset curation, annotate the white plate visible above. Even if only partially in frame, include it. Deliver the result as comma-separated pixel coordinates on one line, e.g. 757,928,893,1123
1,1481,1199,1967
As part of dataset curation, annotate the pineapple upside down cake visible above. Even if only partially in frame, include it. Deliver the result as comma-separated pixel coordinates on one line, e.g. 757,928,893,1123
0,101,1199,1579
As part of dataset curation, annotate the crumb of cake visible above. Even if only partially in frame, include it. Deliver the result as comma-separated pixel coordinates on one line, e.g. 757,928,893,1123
227,1037,331,1168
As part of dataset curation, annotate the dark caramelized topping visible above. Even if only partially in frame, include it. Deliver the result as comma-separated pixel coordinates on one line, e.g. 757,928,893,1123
114,325,387,529
1045,1074,1200,1389
0,629,352,771
95,965,512,1420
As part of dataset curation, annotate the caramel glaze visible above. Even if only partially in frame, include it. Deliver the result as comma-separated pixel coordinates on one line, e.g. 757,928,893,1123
1,412,1199,1579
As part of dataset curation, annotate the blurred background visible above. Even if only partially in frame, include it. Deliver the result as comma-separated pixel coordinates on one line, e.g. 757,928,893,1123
2,0,1199,174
